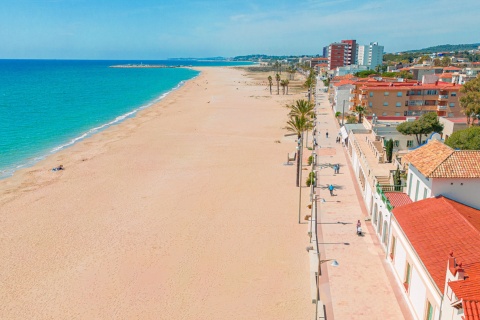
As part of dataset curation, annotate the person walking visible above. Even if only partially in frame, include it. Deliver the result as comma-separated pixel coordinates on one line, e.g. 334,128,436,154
328,184,334,196
356,220,362,235
335,164,340,174
326,130,329,138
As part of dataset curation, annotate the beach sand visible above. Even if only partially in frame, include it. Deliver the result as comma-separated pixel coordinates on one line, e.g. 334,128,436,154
0,67,312,319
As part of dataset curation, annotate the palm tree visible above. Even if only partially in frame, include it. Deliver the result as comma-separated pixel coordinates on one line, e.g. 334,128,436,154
275,73,280,95
267,76,273,95
284,79,290,95
287,99,315,119
287,99,315,147
280,80,286,95
285,115,314,187
355,105,368,123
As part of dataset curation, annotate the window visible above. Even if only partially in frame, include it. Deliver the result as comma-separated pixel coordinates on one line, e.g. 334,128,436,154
370,92,374,97
397,92,403,97
426,301,434,320
451,92,457,97
407,140,413,147
369,102,372,107
415,180,420,201
450,102,455,107
395,112,401,116
408,174,413,196
404,262,411,291
390,236,396,260
383,102,389,106
396,102,401,107
394,140,400,147
382,112,387,116
448,113,454,117
384,92,390,96
423,187,428,199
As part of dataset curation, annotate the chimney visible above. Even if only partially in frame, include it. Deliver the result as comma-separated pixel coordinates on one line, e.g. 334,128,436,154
448,251,457,275
456,262,465,280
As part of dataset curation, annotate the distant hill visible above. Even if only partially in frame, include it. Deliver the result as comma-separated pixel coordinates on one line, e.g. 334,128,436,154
404,43,480,53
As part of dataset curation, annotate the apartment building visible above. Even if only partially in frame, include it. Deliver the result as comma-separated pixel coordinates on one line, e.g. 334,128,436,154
357,42,384,69
341,39,356,66
356,80,463,118
327,43,348,70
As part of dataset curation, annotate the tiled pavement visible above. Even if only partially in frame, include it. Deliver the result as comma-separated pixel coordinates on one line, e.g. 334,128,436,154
308,82,413,320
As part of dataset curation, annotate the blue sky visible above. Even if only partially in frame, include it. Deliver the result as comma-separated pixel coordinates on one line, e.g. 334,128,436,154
1,0,479,59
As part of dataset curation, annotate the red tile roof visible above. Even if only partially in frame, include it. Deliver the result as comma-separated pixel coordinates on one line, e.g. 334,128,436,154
440,73,453,78
463,300,480,320
385,192,413,208
444,66,462,71
402,141,480,178
393,196,480,291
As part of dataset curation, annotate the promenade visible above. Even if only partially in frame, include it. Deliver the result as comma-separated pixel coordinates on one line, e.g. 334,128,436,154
309,81,412,319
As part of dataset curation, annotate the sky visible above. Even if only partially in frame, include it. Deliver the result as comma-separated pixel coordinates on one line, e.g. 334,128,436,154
1,0,479,59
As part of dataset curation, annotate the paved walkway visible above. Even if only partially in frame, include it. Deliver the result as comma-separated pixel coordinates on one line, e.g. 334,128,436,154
310,82,412,320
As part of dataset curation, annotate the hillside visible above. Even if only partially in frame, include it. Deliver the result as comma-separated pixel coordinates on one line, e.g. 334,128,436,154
404,43,480,53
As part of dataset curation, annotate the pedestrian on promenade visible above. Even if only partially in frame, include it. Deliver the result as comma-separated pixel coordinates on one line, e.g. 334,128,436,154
326,130,329,138
357,220,362,235
336,164,340,174
328,184,334,196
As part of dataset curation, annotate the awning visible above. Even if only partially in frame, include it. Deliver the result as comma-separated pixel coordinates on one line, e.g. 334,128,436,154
340,126,348,140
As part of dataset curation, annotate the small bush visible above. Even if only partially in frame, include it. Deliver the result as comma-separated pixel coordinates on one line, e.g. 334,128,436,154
308,155,313,165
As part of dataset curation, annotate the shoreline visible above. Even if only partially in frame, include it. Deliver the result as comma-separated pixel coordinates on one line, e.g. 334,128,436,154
0,66,312,319
0,74,198,180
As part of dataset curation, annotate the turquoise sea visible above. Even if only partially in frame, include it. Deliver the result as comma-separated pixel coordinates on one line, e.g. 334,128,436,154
0,60,252,178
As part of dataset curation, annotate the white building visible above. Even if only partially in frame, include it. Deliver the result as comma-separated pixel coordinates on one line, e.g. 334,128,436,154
334,64,368,77
388,196,480,320
332,83,355,115
401,140,480,210
357,42,384,69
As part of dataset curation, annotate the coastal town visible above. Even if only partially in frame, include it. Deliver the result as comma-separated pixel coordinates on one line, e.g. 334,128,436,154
252,39,480,319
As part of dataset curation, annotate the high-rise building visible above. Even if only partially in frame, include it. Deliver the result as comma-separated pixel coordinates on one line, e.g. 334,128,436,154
341,39,357,66
357,42,384,69
327,40,357,70
327,43,347,70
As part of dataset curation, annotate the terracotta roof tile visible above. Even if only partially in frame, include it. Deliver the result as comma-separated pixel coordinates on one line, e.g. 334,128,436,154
463,300,480,320
384,192,413,208
402,141,480,178
393,196,480,291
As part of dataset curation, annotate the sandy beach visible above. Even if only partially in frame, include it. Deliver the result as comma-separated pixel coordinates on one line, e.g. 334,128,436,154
0,67,313,319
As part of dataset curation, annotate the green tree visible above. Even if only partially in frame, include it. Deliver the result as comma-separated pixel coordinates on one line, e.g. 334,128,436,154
285,115,314,187
280,80,286,95
275,73,280,95
355,70,378,78
460,74,480,126
433,58,441,66
397,70,413,79
396,112,444,145
286,99,315,120
385,139,394,163
445,126,480,150
355,105,368,123
441,56,451,67
393,166,402,190
267,76,273,95
284,79,290,95
346,115,357,124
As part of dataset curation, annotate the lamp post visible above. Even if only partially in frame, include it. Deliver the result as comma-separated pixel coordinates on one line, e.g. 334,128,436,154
342,100,345,126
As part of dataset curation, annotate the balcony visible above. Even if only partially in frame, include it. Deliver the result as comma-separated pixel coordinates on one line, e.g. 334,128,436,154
438,95,449,100
376,184,405,212
437,105,448,110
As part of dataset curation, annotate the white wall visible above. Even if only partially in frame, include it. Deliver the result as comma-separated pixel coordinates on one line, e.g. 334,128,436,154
431,178,480,210
407,165,432,202
388,221,443,320
410,268,427,319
